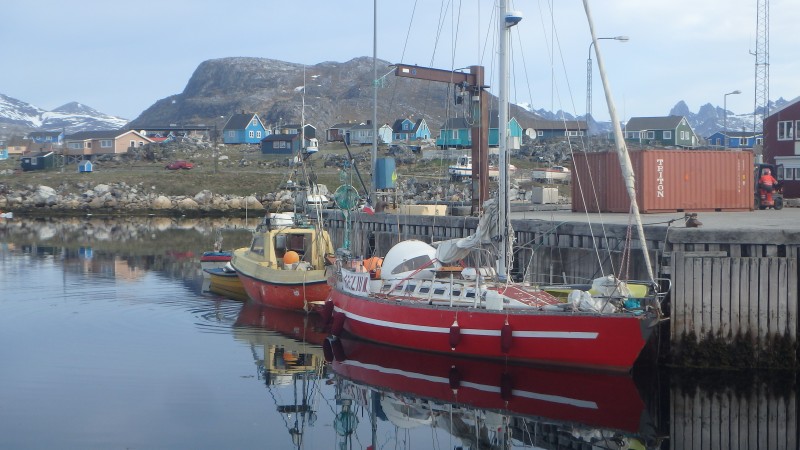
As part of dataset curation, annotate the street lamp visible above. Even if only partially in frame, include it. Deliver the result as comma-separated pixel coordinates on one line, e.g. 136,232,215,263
723,90,742,149
586,36,629,120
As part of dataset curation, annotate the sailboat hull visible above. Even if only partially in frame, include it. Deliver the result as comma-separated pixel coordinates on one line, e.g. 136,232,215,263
330,287,655,372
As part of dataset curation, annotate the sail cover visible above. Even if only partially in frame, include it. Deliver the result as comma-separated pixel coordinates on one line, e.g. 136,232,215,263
434,199,499,263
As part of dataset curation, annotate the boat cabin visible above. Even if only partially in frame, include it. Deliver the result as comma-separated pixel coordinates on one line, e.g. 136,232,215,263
249,225,324,269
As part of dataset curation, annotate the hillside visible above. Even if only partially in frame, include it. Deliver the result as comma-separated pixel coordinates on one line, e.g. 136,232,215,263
128,57,543,133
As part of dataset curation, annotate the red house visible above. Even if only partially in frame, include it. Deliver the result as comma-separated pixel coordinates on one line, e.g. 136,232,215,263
763,96,800,198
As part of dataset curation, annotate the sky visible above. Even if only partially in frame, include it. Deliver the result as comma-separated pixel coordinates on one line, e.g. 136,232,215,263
1,0,797,122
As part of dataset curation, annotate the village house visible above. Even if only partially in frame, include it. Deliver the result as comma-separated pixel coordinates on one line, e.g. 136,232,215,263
64,130,153,157
624,115,699,148
763,96,800,198
391,117,431,142
222,112,268,145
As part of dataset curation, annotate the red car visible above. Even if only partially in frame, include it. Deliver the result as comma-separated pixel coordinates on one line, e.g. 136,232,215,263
166,160,194,170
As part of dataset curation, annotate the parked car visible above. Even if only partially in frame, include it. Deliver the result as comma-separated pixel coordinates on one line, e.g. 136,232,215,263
166,160,194,170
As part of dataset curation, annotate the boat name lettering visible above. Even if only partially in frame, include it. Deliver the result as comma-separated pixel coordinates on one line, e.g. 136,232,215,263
342,271,370,294
656,158,665,198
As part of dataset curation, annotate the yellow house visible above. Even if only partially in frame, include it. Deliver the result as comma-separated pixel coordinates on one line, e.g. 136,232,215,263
64,130,153,156
7,137,32,155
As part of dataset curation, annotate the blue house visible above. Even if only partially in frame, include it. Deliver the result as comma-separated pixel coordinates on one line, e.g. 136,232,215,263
391,117,431,142
223,112,268,145
28,130,64,146
706,130,763,150
436,113,524,149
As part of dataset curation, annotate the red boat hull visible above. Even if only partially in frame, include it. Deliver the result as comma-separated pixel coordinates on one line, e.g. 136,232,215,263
238,271,329,311
234,302,328,346
330,287,654,371
329,337,648,433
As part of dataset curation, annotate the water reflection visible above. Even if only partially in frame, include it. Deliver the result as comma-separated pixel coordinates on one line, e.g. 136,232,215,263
232,303,330,449
327,336,661,449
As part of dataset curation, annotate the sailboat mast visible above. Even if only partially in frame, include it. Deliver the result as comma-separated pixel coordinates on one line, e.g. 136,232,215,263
370,0,378,203
582,0,656,286
498,3,521,279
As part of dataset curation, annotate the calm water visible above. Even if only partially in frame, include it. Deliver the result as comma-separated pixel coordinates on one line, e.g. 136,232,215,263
0,217,795,449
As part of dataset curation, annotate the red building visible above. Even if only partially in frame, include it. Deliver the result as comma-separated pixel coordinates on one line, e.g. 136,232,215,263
763,96,800,198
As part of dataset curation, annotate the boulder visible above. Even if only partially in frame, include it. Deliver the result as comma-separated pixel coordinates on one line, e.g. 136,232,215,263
178,198,199,210
151,196,173,209
244,196,264,210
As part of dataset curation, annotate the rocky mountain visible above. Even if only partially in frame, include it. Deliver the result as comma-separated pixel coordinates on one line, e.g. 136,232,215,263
129,56,543,133
0,94,128,135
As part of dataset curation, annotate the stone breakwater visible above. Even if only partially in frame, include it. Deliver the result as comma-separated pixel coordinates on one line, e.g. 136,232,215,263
0,183,279,216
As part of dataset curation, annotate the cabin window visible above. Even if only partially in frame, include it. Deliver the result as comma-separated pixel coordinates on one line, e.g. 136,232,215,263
778,121,794,140
391,254,433,275
419,287,430,294
434,288,446,295
250,235,265,256
452,290,462,297
405,284,416,292
382,284,392,291
288,234,306,252
465,290,476,298
663,131,672,139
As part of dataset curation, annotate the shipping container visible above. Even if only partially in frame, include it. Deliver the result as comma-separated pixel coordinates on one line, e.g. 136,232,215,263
571,150,754,213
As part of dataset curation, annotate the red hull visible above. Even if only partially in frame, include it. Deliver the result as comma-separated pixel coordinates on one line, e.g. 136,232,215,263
237,272,329,311
330,287,654,371
329,337,648,433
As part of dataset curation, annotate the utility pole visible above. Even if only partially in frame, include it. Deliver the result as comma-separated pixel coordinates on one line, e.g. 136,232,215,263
394,64,489,215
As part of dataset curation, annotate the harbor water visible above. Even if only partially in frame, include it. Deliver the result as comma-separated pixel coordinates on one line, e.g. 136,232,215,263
0,216,795,449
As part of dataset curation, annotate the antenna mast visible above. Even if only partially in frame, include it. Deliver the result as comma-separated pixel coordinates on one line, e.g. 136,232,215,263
753,0,769,133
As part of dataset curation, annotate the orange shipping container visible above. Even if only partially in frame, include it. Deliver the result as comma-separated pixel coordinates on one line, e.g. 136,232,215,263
571,150,754,213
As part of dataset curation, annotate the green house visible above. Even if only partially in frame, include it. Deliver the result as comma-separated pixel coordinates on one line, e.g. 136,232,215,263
624,115,698,148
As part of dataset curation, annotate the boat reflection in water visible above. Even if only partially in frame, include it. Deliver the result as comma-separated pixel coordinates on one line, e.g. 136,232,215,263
233,302,329,448
326,336,662,449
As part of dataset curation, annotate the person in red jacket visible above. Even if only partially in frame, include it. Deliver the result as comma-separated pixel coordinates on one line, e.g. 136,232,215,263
758,168,779,207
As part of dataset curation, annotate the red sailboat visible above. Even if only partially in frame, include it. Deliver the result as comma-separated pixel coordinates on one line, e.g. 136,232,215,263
326,2,667,372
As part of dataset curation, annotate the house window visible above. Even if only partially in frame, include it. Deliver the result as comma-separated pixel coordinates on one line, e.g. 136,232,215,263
796,121,800,140
626,131,640,139
251,119,257,126
537,130,543,137
756,137,763,145
129,140,135,148
227,131,235,138
68,142,82,150
100,140,113,148
664,131,672,139
86,142,92,149
739,138,747,146
249,131,254,138
451,129,458,139
647,131,655,139
256,131,262,138
778,121,794,140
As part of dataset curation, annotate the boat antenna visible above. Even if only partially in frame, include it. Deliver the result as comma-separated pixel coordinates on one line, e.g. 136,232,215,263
582,0,656,287
370,0,378,205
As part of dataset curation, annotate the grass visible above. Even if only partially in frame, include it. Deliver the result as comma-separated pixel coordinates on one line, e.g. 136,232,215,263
0,142,569,198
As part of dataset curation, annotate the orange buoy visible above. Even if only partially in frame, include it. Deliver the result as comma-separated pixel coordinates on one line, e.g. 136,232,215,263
283,251,300,265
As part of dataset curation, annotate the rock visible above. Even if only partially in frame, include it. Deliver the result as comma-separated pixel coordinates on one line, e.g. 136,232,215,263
93,184,111,195
244,196,264,210
32,186,58,207
178,198,199,210
194,190,213,205
151,196,173,209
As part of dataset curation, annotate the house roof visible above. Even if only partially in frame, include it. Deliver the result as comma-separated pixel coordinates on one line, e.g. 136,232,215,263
330,122,355,129
625,115,685,131
349,122,374,130
517,118,587,131
67,130,125,140
262,133,301,142
224,113,260,130
439,117,471,130
766,96,800,118
391,118,425,133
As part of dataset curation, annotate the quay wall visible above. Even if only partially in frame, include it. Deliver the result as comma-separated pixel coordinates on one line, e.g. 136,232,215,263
322,210,800,369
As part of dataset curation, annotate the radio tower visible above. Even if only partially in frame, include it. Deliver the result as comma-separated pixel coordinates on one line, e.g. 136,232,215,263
753,0,769,133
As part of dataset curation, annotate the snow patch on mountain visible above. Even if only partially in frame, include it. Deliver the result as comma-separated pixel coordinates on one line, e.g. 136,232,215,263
0,95,128,133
